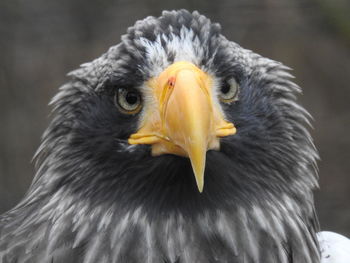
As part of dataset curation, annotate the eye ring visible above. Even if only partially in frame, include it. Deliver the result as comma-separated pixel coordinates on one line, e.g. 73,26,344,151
219,78,239,103
114,87,142,114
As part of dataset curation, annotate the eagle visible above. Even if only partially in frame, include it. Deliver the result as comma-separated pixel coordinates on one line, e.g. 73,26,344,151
0,9,349,263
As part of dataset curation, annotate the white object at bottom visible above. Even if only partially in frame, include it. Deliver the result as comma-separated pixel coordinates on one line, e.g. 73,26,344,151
318,231,350,263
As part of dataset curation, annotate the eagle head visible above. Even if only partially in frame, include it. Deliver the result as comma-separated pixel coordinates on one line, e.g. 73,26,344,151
0,10,320,263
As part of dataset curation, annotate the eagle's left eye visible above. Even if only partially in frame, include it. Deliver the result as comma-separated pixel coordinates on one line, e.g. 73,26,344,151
115,87,142,114
219,78,239,103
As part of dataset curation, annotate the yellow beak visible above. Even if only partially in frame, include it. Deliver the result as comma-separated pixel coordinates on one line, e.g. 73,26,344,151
128,61,236,192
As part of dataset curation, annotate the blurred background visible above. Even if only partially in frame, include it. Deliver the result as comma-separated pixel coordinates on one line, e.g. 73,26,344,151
0,0,349,235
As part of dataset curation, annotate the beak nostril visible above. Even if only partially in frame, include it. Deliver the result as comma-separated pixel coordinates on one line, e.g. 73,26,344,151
168,76,176,87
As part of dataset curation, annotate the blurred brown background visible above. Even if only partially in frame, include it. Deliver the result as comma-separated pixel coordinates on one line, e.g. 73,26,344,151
0,0,349,235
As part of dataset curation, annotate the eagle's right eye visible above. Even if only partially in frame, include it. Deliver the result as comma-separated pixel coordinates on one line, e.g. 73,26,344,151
114,87,142,114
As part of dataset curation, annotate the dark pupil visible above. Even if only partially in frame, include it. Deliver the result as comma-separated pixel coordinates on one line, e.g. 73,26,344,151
221,83,231,94
126,92,138,105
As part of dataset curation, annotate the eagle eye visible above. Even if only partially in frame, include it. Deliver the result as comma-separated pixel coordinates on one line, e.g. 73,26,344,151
219,78,239,103
114,87,142,114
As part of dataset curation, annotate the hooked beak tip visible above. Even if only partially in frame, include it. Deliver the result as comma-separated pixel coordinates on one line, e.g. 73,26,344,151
188,148,206,193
